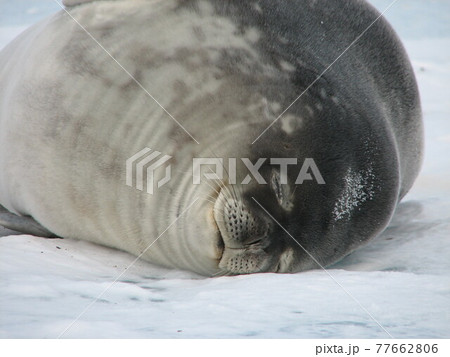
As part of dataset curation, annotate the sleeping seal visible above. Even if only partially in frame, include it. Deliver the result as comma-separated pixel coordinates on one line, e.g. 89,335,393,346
0,0,422,275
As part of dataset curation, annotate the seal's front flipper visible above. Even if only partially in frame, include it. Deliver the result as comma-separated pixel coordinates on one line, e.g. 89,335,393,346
0,205,58,238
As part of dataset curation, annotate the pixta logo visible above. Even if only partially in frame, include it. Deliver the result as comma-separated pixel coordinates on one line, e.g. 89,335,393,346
126,149,325,194
126,148,172,194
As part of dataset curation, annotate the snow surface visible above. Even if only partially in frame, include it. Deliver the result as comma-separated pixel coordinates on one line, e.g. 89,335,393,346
0,0,449,338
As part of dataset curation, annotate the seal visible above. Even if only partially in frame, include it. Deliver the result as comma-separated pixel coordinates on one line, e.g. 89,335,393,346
0,0,423,275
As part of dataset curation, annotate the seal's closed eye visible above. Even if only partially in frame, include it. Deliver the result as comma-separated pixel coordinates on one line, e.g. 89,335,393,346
271,170,294,212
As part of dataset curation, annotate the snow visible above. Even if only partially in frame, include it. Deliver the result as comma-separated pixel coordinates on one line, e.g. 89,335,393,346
0,0,449,338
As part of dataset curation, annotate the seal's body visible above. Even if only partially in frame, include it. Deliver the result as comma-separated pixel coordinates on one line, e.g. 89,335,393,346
0,0,422,275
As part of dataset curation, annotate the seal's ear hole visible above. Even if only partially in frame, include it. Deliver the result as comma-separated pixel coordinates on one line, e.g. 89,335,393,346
270,170,294,212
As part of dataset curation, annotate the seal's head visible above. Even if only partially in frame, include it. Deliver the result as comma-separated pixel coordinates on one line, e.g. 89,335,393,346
209,111,400,276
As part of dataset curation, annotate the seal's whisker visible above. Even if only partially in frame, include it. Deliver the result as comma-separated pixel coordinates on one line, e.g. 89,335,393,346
214,189,231,206
204,193,218,201
212,199,226,216
233,183,245,203
199,196,216,205
220,185,234,201
213,200,225,215
222,174,239,203
204,165,235,201
198,192,218,203
201,177,222,197
221,167,240,202
206,148,239,201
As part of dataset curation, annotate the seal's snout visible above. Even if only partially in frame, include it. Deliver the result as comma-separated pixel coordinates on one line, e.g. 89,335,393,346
214,194,272,250
213,190,278,274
